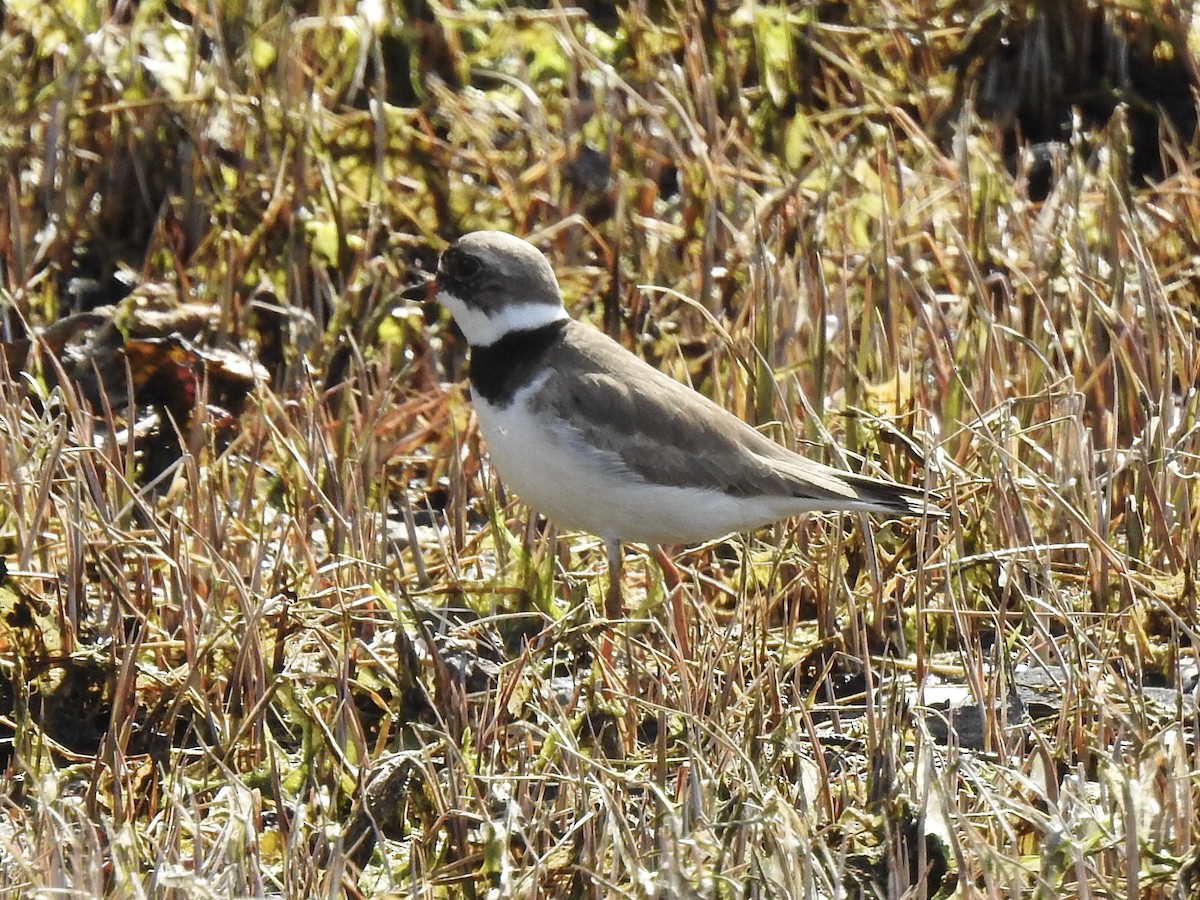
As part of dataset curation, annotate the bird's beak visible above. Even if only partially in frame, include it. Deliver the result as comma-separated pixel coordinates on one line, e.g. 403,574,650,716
401,277,437,303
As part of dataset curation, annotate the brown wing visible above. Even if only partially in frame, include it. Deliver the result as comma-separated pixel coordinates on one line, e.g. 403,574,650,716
531,322,935,514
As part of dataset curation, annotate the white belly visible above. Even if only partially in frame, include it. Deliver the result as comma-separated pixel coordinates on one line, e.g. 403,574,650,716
473,379,802,545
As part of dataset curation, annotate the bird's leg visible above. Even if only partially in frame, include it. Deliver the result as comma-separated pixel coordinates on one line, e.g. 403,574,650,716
604,538,624,621
599,538,623,671
651,545,691,660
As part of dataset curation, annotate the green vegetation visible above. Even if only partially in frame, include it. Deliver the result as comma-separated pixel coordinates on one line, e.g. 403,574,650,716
1,0,1198,896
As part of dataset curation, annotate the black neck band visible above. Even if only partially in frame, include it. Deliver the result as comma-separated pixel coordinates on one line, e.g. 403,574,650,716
469,320,568,407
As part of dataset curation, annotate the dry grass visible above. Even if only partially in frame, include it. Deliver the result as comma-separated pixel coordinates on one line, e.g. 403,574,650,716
1,0,1199,897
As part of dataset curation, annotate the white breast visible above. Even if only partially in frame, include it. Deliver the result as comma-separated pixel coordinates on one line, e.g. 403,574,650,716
472,374,807,545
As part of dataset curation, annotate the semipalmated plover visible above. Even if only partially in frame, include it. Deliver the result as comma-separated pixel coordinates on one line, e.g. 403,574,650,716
417,231,941,640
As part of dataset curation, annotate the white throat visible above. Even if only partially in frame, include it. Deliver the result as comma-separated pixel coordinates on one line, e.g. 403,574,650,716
437,289,569,347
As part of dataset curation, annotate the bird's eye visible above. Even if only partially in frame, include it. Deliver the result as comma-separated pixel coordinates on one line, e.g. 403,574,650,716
454,255,483,280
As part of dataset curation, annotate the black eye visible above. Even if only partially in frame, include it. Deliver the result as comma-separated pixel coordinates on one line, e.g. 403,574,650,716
454,254,482,280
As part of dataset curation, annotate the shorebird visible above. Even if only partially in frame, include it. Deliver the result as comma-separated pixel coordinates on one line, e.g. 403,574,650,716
416,231,941,653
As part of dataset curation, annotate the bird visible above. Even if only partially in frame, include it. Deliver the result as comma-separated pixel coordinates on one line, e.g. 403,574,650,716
416,230,942,654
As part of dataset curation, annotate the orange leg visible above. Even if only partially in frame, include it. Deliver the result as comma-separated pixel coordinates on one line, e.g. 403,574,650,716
604,538,624,621
651,545,691,660
599,538,623,671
